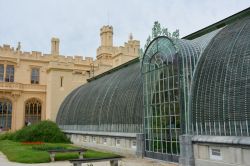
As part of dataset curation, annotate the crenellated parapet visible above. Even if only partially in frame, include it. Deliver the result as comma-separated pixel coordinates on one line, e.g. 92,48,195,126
0,43,94,67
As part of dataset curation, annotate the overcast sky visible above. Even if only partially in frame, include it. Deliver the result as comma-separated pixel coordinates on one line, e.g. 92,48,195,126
0,0,249,58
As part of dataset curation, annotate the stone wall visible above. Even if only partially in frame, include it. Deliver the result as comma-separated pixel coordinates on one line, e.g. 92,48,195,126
192,136,250,166
65,131,144,157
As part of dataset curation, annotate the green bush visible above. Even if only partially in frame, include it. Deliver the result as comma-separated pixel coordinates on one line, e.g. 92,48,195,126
0,132,15,140
1,121,70,143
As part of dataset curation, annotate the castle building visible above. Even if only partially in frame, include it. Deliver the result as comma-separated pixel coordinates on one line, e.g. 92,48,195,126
0,25,140,131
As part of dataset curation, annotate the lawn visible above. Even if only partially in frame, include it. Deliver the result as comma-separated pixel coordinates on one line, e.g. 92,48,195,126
0,140,117,163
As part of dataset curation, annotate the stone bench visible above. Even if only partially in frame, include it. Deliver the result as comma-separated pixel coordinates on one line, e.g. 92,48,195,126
69,156,123,166
47,148,86,162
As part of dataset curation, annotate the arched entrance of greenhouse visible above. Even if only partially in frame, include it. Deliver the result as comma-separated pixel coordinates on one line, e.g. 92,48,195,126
0,99,12,130
142,36,180,162
24,98,42,125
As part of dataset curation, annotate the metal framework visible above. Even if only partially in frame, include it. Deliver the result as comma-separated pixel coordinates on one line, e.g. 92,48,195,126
191,16,250,136
141,31,219,161
56,61,143,133
142,36,180,161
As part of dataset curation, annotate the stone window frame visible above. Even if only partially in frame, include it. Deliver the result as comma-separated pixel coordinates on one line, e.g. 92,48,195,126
0,98,12,130
0,61,16,83
24,98,42,125
5,65,15,82
30,68,40,84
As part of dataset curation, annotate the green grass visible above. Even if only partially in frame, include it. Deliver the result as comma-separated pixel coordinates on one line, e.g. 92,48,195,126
0,140,117,163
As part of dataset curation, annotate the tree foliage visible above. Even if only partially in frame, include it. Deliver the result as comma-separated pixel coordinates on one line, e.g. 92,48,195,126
143,21,180,51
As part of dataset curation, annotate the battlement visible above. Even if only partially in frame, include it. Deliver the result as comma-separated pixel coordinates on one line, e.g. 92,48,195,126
0,43,94,66
100,25,113,35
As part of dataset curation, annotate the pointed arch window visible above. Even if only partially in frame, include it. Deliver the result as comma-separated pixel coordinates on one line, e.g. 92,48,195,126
25,98,41,125
0,99,12,130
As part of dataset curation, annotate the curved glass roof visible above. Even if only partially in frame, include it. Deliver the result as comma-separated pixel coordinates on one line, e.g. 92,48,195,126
56,61,143,133
191,16,250,136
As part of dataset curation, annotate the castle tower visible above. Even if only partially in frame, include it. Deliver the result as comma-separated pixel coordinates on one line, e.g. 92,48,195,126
100,25,113,47
51,37,60,55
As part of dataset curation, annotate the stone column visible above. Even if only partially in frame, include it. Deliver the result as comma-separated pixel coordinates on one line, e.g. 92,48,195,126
136,133,144,158
179,134,195,166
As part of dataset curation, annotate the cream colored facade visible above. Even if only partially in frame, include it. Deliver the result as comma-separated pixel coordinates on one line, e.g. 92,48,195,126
0,25,140,131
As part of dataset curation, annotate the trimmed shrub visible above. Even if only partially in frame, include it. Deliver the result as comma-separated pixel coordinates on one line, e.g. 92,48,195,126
0,132,15,140
4,121,70,143
32,144,66,151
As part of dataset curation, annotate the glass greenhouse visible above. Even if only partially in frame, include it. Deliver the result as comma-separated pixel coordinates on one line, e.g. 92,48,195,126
57,12,250,164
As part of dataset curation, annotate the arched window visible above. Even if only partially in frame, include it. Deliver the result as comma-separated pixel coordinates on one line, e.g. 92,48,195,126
142,36,180,161
0,99,12,130
25,98,41,125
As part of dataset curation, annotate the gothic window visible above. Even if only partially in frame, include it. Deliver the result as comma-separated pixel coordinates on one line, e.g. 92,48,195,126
31,68,39,84
0,99,12,130
5,65,14,82
0,64,4,81
25,98,41,125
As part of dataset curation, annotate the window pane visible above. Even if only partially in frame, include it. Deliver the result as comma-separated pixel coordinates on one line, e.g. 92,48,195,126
25,98,41,125
0,64,4,81
5,65,14,82
31,68,39,84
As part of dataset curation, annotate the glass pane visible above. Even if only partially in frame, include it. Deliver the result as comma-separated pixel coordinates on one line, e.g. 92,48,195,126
6,65,14,82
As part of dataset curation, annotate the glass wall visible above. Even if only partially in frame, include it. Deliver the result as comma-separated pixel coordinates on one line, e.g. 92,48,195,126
191,16,250,136
141,32,219,162
142,36,180,161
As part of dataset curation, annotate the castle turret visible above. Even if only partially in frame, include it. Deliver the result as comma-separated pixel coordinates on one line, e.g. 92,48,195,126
51,37,60,55
100,26,113,47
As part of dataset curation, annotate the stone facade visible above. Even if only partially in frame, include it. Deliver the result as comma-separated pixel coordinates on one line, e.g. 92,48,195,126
0,25,140,131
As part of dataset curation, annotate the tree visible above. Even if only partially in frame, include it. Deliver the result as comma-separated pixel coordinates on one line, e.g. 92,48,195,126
145,35,151,50
142,21,180,55
172,29,180,38
152,21,162,38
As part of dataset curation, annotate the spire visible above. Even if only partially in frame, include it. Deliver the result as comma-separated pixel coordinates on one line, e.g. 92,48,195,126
16,42,21,51
129,33,133,40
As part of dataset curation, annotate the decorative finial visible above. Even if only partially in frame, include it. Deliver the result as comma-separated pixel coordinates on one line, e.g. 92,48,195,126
129,33,133,40
16,42,21,51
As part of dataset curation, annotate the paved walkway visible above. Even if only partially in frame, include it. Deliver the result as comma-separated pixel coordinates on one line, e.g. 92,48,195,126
0,152,177,166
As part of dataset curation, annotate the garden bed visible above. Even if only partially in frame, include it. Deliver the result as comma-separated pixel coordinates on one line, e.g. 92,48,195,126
0,140,117,163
